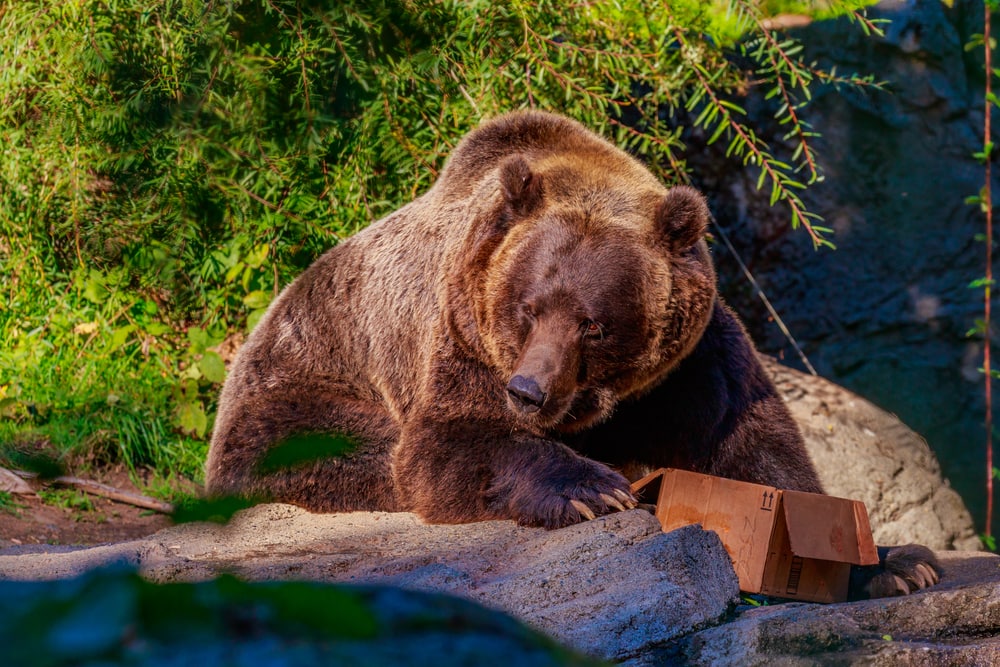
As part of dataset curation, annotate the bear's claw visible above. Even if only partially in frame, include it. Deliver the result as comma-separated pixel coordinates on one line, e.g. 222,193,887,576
613,488,638,508
600,492,627,512
915,562,939,587
568,490,639,523
570,499,597,521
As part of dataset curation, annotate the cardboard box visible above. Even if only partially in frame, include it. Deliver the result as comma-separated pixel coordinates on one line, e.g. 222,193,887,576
631,468,879,603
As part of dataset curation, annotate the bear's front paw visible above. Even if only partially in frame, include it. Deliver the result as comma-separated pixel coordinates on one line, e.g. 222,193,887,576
506,467,638,529
850,544,942,599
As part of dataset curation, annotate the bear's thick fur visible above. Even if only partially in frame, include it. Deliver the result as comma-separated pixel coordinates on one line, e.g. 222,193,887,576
206,111,938,597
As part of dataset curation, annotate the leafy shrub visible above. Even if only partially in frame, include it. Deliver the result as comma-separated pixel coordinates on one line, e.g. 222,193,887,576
0,0,878,486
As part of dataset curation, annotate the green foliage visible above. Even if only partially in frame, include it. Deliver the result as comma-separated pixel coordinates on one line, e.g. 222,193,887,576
965,0,998,541
38,488,97,514
170,494,260,525
258,432,359,473
0,0,878,486
0,491,26,517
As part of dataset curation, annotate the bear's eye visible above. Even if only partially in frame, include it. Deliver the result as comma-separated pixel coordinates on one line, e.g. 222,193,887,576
581,320,605,340
520,303,536,319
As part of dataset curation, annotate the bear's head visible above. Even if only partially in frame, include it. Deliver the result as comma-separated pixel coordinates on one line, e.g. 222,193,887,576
446,152,716,434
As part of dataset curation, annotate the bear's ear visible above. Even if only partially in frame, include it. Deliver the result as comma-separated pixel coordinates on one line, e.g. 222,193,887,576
655,185,709,252
499,155,544,217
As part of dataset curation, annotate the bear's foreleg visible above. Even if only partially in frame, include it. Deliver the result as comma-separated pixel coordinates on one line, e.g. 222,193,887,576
394,417,636,528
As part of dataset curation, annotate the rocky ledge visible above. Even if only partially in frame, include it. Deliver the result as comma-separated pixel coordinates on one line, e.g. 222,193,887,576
0,506,997,665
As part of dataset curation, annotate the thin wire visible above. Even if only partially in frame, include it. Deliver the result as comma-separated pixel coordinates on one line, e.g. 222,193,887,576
710,215,818,376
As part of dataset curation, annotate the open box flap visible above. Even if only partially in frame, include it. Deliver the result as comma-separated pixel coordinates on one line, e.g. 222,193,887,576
630,468,665,500
781,490,879,565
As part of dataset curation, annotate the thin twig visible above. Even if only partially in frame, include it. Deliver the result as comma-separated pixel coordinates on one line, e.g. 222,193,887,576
660,10,827,249
710,217,817,376
983,0,994,541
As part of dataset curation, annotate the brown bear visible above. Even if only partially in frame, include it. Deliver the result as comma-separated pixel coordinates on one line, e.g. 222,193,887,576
206,110,938,598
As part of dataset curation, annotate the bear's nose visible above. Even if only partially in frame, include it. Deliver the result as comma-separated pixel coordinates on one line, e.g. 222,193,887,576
507,375,546,413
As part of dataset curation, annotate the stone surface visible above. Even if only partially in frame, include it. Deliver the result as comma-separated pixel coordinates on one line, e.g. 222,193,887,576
1,503,997,665
764,357,981,551
658,550,1000,666
0,508,739,664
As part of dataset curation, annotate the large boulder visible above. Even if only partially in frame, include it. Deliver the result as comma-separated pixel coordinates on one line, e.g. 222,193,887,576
764,357,981,551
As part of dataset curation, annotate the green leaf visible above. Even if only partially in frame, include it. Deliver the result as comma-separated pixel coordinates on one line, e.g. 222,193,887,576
245,243,270,268
187,327,209,354
176,400,208,438
198,351,226,384
171,496,259,524
145,322,171,337
258,433,359,474
707,120,728,145
224,261,245,284
243,290,272,310
109,324,136,352
83,272,109,304
247,307,268,332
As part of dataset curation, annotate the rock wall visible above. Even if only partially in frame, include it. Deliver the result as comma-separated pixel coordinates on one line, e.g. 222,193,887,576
695,0,1000,534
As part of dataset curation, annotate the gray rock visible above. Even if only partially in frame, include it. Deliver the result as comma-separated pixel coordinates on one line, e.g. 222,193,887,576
660,550,1000,666
0,507,739,664
764,357,981,551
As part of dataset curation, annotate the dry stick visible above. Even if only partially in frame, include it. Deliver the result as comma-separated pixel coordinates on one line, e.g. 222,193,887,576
50,477,175,514
0,467,33,494
8,469,174,514
984,0,995,542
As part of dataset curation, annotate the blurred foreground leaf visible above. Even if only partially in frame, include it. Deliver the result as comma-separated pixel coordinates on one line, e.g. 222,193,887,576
0,569,599,666
258,432,359,473
170,495,260,525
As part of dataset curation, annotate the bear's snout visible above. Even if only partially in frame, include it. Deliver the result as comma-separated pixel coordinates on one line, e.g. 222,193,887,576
507,375,547,413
